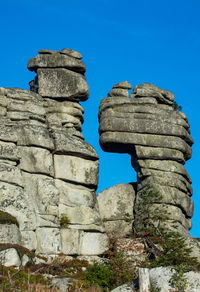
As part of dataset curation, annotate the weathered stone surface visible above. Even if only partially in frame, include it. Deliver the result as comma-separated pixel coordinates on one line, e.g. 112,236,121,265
139,268,150,292
61,229,80,255
37,68,89,101
19,146,54,176
0,163,23,186
0,181,36,231
98,183,135,221
44,98,84,113
0,119,19,142
132,97,157,105
108,82,132,98
17,124,54,150
61,48,83,59
38,49,59,54
56,180,95,209
54,155,99,186
138,168,193,195
103,220,133,237
0,49,107,260
0,224,21,244
46,112,82,130
99,106,190,130
138,176,192,198
135,145,185,163
134,159,191,182
149,267,200,292
7,97,45,116
100,132,192,159
113,81,132,89
6,87,42,101
56,179,96,208
97,183,135,236
100,116,192,145
0,141,20,161
79,232,109,255
52,130,98,159
21,230,37,251
23,173,59,221
132,83,174,103
36,227,61,254
59,205,102,230
0,248,21,267
108,88,129,98
28,53,86,73
99,82,194,238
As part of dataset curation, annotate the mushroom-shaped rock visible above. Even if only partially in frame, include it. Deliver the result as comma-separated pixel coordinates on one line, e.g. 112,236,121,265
99,82,194,240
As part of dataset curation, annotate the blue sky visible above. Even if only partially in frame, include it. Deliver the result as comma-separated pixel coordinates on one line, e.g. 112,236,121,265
0,0,200,236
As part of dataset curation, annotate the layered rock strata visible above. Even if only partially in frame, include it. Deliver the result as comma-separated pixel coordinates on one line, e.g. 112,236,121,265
98,82,194,238
0,49,108,258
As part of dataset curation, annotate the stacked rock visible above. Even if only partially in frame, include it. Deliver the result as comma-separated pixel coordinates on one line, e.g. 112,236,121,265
98,82,194,239
0,49,108,261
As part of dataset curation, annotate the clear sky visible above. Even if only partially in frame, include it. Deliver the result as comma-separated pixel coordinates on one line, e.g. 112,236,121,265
0,0,200,237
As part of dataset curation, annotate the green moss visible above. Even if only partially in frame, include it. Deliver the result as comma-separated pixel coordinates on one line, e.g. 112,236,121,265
0,211,19,227
60,214,71,228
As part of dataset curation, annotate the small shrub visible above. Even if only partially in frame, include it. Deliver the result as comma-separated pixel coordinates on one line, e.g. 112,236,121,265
60,214,71,228
169,264,189,291
150,280,161,292
84,263,112,289
106,236,138,289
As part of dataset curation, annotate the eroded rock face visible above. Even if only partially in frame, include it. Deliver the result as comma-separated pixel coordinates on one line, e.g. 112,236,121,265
0,49,108,258
99,82,194,239
97,183,136,237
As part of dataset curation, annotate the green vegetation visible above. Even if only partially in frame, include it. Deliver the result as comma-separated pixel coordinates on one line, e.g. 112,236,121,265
169,264,189,292
60,213,71,228
0,265,51,292
84,263,112,290
150,281,161,292
0,185,198,291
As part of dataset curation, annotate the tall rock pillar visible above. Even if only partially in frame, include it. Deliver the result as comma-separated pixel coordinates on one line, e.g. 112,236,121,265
99,82,194,238
0,48,108,260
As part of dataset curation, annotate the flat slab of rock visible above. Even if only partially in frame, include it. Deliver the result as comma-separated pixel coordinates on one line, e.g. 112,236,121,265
37,68,89,101
28,53,86,73
54,154,99,187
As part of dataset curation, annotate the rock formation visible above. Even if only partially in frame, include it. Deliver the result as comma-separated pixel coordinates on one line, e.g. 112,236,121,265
98,82,196,242
0,49,108,261
97,183,136,237
0,48,200,268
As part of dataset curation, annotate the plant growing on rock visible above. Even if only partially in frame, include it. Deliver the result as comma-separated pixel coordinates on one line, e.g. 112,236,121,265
169,263,189,292
84,263,112,290
60,213,71,228
135,185,200,272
